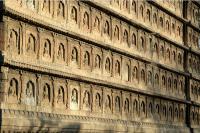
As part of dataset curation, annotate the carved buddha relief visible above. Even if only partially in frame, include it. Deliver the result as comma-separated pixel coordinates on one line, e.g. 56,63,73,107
124,98,129,113
114,0,120,6
133,99,138,116
155,74,159,86
71,7,77,24
114,26,119,41
42,0,50,14
123,30,128,45
83,51,90,66
83,90,90,109
125,64,130,81
123,0,129,9
42,83,51,105
147,71,152,85
105,95,111,111
132,66,138,81
57,43,65,61
27,34,36,53
71,47,78,64
95,55,101,69
57,1,65,18
8,29,20,54
43,39,51,58
115,96,120,112
95,93,101,109
141,69,145,82
57,86,64,104
71,88,78,109
83,12,89,29
8,78,18,102
24,81,35,105
26,0,35,10
132,33,136,46
103,21,109,36
94,17,100,32
105,58,111,73
115,61,120,76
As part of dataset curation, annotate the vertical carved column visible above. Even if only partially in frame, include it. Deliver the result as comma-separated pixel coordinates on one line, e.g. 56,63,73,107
36,74,41,106
0,66,8,103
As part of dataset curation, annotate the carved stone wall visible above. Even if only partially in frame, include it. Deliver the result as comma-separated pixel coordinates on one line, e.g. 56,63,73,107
0,0,200,132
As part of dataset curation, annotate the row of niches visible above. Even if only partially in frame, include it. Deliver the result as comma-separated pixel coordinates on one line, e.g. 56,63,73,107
153,0,183,17
6,21,186,99
187,1,200,29
5,69,186,124
190,106,200,126
188,53,200,78
93,0,183,43
6,0,183,45
190,79,200,104
6,17,185,72
187,27,200,51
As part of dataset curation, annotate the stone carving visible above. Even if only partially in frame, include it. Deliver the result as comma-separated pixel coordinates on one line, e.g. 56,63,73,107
71,7,77,23
23,81,35,105
95,93,101,109
57,1,64,18
147,9,151,22
57,43,64,61
124,98,129,113
132,66,138,80
123,30,128,44
43,39,51,58
27,34,35,53
105,58,111,73
83,51,90,66
71,47,78,63
125,64,130,81
105,95,111,111
114,0,120,5
160,46,164,57
71,88,78,109
140,37,144,50
114,26,119,40
8,29,19,54
95,55,101,68
42,0,50,13
8,78,18,101
103,21,109,36
141,69,145,82
83,90,90,109
115,96,120,112
123,0,129,9
132,33,136,46
57,86,64,104
94,17,100,31
155,74,159,86
115,61,120,76
133,100,138,115
83,12,89,29
147,71,152,85
42,83,50,104
131,0,136,12
141,101,145,115
26,0,35,10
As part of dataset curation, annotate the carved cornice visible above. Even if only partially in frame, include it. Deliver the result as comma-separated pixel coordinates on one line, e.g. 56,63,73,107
0,109,188,129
